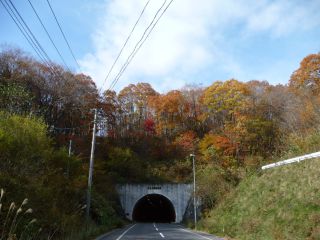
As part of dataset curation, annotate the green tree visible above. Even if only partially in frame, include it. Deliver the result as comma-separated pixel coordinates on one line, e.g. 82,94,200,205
0,112,51,177
0,83,34,114
105,147,146,182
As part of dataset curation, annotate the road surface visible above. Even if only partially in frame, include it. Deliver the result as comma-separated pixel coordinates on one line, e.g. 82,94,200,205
96,223,222,240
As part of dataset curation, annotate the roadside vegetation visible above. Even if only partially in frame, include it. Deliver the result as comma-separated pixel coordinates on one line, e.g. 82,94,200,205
0,46,319,238
0,112,123,239
198,128,320,239
199,156,320,240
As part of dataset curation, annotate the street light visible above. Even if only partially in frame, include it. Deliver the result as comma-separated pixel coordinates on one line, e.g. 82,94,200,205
190,153,197,229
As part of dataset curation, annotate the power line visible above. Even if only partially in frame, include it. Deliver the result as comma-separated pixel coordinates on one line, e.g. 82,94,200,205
108,0,168,91
3,0,66,71
27,0,71,72
108,0,174,91
0,0,47,63
46,0,80,69
2,0,63,74
6,0,54,64
1,0,93,132
109,0,174,91
123,0,175,74
1,0,75,92
98,0,151,94
1,0,45,61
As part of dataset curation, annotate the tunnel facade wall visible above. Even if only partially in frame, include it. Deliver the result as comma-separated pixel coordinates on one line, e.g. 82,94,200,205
116,184,192,223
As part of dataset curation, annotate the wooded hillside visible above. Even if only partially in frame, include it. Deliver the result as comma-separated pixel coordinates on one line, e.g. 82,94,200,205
0,47,319,238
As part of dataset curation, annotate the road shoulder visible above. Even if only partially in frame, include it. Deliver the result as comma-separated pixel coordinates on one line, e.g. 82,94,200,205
95,224,135,240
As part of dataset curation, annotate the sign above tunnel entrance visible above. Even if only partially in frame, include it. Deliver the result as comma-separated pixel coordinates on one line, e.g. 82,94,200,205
147,185,162,194
116,184,192,223
147,185,161,190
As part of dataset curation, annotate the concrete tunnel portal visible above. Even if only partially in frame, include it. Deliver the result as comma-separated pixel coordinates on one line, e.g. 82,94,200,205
132,194,176,222
116,184,192,223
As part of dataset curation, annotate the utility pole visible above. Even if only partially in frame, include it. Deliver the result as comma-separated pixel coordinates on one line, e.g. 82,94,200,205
68,139,72,157
86,108,97,220
66,139,72,178
190,153,197,229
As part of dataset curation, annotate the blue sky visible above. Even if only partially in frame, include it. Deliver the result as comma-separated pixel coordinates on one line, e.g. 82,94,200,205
1,0,319,93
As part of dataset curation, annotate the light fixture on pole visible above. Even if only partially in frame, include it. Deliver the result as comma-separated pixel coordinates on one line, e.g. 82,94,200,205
190,153,197,229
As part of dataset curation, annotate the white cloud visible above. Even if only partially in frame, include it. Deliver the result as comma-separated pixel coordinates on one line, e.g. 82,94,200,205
79,0,320,93
245,0,320,37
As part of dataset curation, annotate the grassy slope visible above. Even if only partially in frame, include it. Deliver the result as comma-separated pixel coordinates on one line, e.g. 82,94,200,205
199,158,320,240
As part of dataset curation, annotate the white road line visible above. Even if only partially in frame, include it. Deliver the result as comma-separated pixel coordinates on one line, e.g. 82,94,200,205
153,223,159,231
115,224,136,240
159,232,165,238
180,228,213,240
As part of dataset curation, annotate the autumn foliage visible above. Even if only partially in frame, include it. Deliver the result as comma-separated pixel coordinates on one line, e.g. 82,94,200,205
1,47,320,235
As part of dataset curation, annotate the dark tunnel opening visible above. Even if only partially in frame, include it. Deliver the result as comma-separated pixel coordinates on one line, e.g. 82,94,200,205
132,194,176,223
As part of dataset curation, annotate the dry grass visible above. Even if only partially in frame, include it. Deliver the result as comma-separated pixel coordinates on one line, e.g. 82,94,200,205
0,189,39,240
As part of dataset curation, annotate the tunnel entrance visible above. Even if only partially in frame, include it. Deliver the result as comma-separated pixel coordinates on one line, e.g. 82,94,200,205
132,194,176,223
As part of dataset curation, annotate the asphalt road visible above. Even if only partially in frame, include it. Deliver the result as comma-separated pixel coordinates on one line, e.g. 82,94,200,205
96,223,222,240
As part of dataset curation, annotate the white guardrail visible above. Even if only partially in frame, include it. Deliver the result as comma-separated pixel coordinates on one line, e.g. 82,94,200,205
261,151,320,170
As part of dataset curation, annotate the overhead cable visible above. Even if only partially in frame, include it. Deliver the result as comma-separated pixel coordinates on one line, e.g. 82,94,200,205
98,0,151,94
1,0,44,62
46,0,81,69
108,0,174,91
1,0,51,65
1,0,75,94
27,0,71,71
7,0,53,63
